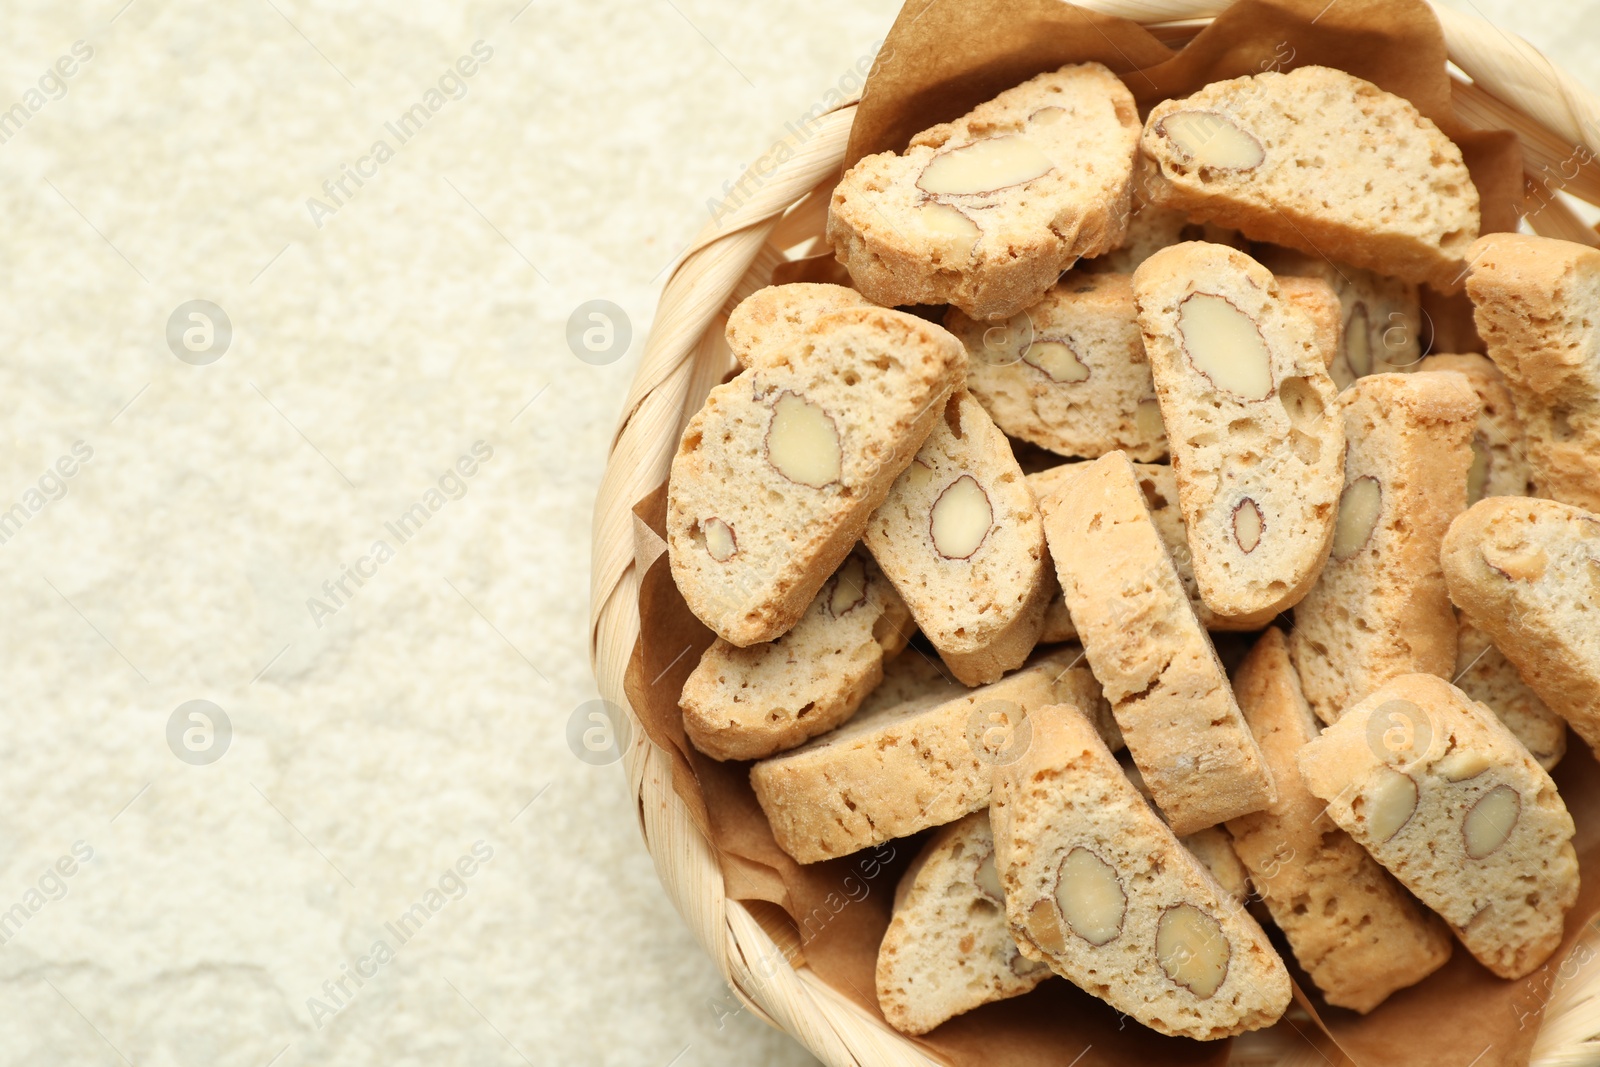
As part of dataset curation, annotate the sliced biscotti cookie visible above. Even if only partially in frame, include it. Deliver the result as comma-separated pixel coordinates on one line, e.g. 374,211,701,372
1086,201,1243,275
1139,66,1479,291
1227,629,1452,1012
991,703,1290,1040
864,391,1050,685
1289,372,1479,723
1029,461,1275,632
1132,242,1344,619
679,550,914,761
1038,451,1275,834
1454,620,1566,771
1419,352,1536,502
876,811,1052,1035
751,647,1109,863
827,64,1139,322
1442,495,1600,754
1297,673,1579,979
945,272,1166,461
1465,233,1600,510
724,283,870,369
1256,245,1422,390
667,306,965,645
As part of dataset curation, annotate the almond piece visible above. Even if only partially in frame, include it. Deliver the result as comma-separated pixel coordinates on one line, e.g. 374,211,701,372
827,555,867,616
918,202,980,243
1482,543,1548,582
1156,110,1264,170
1331,475,1382,560
929,475,993,559
1176,293,1273,400
1463,784,1520,859
975,848,1005,905
1135,397,1165,440
1027,896,1066,954
1363,767,1418,843
703,518,737,562
1053,847,1126,947
1435,748,1490,782
917,135,1053,196
1345,302,1373,377
1024,339,1090,383
1155,903,1230,998
765,391,841,488
1233,498,1263,553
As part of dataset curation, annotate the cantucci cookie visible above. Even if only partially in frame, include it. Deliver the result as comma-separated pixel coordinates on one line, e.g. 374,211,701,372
725,283,870,369
1256,245,1422,390
1038,451,1275,834
1419,352,1536,502
1131,242,1344,619
1139,66,1479,291
827,63,1139,321
1442,496,1600,754
945,272,1168,462
1296,673,1579,979
1086,201,1243,275
875,811,1051,1035
750,647,1109,863
1289,372,1479,723
667,306,964,645
1465,233,1600,511
991,703,1290,1040
1227,629,1452,1012
1454,620,1567,771
679,550,913,761
1029,462,1275,632
863,391,1050,685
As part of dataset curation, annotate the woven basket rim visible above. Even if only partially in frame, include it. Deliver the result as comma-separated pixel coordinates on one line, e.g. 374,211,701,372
589,3,1600,1064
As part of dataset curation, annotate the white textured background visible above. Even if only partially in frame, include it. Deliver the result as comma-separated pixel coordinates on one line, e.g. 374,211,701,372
0,2,1590,1065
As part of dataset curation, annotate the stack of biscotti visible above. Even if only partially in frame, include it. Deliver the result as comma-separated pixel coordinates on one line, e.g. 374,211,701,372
658,57,1600,1046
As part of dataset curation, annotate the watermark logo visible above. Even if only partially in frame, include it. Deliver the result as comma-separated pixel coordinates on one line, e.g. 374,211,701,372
167,700,232,765
166,300,232,365
1364,698,1435,771
566,300,631,366
566,699,630,766
965,698,1032,766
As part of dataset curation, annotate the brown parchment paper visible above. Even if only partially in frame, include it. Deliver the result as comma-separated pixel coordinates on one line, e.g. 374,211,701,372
625,4,1572,1063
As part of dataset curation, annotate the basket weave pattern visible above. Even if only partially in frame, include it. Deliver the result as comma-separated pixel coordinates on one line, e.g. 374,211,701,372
590,3,1600,1062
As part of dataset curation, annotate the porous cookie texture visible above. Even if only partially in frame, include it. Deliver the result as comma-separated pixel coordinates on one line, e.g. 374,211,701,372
1296,673,1579,979
1289,372,1479,724
1454,619,1567,771
1132,242,1344,620
991,704,1290,1040
1256,245,1423,390
725,283,870,369
1227,629,1452,1012
864,391,1050,685
680,549,913,761
750,647,1109,864
1419,352,1536,503
875,811,1051,1035
1442,495,1600,754
1085,201,1243,275
1465,233,1600,511
1038,451,1275,834
828,63,1140,322
1028,462,1277,633
1139,66,1480,291
667,306,965,645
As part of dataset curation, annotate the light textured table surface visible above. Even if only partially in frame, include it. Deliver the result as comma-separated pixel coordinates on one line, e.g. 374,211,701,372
0,2,1591,1065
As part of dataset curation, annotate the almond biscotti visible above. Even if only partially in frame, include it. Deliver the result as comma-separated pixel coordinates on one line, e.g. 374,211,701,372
1038,451,1275,834
1297,673,1579,979
750,647,1108,863
1442,495,1600,754
1289,372,1479,723
667,306,965,645
1419,352,1536,502
1132,242,1345,619
1464,233,1600,511
1454,620,1566,771
1029,461,1276,632
725,283,869,369
828,64,1140,321
1139,66,1480,291
863,391,1050,685
1226,629,1453,1012
1256,245,1422,390
991,703,1290,1040
876,811,1051,1035
679,550,913,761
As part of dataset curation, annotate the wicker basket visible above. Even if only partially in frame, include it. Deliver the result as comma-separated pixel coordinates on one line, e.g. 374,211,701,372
590,2,1600,1063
